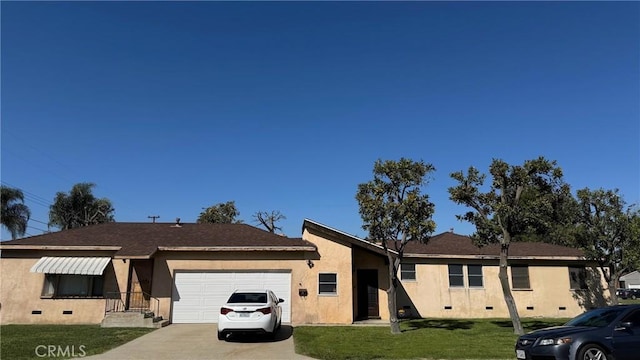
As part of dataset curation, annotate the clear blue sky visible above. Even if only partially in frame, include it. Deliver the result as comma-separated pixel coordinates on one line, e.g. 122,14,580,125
2,2,638,240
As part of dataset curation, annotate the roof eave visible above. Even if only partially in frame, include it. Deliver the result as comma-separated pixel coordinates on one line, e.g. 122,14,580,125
113,254,154,259
303,218,396,256
113,247,158,259
404,253,587,261
157,246,317,252
0,245,121,251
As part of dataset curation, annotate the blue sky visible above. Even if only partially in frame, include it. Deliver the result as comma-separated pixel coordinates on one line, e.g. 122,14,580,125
1,2,638,240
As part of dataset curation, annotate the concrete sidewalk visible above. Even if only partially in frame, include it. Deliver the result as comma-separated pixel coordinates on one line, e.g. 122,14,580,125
84,324,314,360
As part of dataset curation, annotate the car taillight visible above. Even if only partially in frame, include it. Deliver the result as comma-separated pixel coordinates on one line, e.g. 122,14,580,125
220,307,233,315
257,307,271,315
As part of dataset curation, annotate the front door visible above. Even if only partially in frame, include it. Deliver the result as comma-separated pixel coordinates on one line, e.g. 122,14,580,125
357,270,379,319
127,260,153,310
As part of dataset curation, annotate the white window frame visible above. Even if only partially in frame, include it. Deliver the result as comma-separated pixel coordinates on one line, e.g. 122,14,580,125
41,274,104,298
400,263,416,281
448,264,465,288
318,273,338,296
511,265,531,289
467,265,484,288
448,264,485,288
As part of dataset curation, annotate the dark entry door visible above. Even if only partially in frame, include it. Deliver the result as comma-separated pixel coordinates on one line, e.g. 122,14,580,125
357,270,379,319
127,260,153,310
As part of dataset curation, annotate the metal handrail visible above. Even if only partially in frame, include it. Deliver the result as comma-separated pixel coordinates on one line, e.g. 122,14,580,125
104,291,160,318
104,293,126,314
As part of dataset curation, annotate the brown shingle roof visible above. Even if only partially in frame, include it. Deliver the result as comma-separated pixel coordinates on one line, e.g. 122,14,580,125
399,231,584,258
0,223,315,258
301,219,583,259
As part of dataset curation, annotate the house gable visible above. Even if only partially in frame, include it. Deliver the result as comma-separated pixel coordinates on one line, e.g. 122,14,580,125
621,271,640,287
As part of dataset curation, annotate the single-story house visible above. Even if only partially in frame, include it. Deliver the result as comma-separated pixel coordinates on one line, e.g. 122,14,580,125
0,219,607,325
620,271,640,289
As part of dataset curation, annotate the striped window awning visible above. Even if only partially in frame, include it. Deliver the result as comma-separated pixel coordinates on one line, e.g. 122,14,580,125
30,257,111,275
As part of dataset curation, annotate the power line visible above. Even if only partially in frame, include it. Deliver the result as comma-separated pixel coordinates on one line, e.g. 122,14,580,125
0,184,51,214
27,225,48,233
1,181,52,207
23,196,51,208
1,131,80,185
30,218,49,226
1,132,140,219
2,131,123,201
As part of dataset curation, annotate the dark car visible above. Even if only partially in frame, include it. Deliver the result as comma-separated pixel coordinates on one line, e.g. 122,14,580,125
515,305,640,360
619,288,640,300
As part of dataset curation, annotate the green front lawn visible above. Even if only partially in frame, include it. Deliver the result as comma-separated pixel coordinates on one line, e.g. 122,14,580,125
294,318,568,360
1,325,155,360
620,298,640,305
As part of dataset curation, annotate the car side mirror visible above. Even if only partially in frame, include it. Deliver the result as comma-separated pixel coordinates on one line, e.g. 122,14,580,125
278,298,285,304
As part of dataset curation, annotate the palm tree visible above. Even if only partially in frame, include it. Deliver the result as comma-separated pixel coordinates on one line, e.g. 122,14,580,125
1,185,31,240
49,183,114,230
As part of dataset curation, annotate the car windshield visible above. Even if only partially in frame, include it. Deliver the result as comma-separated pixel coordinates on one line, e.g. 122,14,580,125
227,292,267,303
565,307,626,327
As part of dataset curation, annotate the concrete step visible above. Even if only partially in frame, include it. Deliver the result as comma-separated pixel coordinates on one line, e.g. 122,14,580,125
102,312,165,328
154,319,171,328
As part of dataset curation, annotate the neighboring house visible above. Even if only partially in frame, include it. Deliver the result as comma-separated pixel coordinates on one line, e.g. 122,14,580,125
0,219,606,326
620,271,640,289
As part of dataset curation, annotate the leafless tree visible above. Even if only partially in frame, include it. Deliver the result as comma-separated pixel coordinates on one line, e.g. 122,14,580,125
253,210,286,233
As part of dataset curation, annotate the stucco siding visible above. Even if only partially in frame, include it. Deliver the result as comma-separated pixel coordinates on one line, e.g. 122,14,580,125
352,246,389,320
150,234,353,325
400,261,608,319
302,228,354,324
152,252,299,323
0,251,125,324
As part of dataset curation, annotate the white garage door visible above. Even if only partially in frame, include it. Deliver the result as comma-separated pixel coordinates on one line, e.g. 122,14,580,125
172,271,291,324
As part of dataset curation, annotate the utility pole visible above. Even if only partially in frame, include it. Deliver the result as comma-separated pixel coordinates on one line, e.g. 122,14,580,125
148,215,160,223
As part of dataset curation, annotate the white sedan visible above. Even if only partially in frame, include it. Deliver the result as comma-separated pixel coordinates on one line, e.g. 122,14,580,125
217,289,284,340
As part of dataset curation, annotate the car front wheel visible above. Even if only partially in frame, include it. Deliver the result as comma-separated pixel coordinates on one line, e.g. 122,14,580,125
577,344,608,360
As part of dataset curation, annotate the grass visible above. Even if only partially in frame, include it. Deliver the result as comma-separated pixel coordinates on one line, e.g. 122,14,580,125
620,298,640,305
0,325,155,360
293,318,568,360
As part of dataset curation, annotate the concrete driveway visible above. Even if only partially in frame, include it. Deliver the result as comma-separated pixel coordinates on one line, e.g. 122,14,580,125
84,324,314,360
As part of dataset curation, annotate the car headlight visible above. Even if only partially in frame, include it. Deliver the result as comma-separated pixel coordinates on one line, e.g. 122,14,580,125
539,337,572,346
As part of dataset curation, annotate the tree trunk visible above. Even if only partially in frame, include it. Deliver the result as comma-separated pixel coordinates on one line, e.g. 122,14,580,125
387,253,401,334
499,241,524,335
608,275,619,305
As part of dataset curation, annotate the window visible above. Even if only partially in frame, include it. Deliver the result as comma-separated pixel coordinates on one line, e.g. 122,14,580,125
401,263,416,281
319,273,337,295
622,310,640,326
511,266,531,289
42,274,104,298
448,264,485,288
622,310,640,327
227,292,267,303
569,267,588,290
467,265,483,287
448,264,464,287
